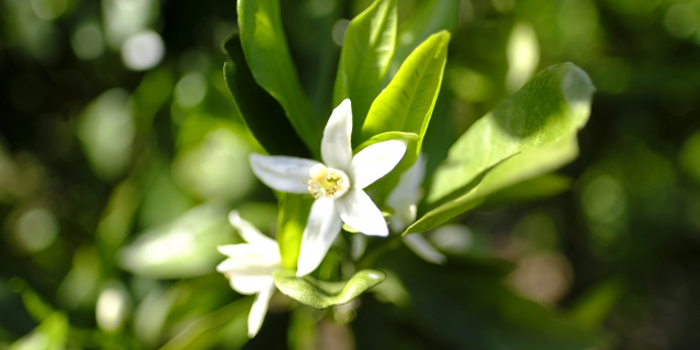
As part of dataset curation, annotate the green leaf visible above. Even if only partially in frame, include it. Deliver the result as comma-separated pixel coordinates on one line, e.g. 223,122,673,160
333,0,397,143
361,30,450,145
406,63,594,234
222,34,308,157
360,31,450,203
273,269,386,309
568,279,625,331
276,193,314,270
353,131,419,153
237,0,319,155
9,311,68,350
480,173,573,207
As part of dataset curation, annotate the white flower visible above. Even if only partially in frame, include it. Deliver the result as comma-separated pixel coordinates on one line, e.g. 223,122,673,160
249,99,407,276
216,211,281,338
386,155,446,265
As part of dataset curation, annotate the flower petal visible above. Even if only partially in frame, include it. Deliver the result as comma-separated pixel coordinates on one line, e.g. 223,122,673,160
403,234,446,265
321,99,353,169
247,279,275,338
335,188,388,237
249,154,320,194
229,275,274,295
350,140,407,189
296,198,342,276
228,211,277,247
217,244,280,270
386,154,425,232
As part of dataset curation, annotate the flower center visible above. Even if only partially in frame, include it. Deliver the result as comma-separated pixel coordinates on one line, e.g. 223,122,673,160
307,164,350,199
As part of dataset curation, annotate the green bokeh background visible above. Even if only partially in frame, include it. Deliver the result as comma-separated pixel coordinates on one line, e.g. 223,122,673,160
2,0,700,349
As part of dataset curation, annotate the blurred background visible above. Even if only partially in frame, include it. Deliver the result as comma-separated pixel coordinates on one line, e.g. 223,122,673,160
1,0,700,349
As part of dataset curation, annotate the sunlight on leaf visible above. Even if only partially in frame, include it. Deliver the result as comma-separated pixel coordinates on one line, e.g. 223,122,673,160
273,269,386,309
333,0,397,143
406,63,594,234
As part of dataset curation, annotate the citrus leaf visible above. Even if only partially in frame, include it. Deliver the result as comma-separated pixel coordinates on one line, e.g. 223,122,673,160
273,269,386,309
237,0,319,155
222,34,308,157
405,63,594,234
333,0,397,144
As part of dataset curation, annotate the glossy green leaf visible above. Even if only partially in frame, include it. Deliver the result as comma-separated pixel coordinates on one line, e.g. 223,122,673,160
273,269,386,309
480,173,573,207
361,30,450,145
276,193,313,270
406,63,594,234
360,31,450,202
237,0,319,155
222,34,308,157
333,0,397,143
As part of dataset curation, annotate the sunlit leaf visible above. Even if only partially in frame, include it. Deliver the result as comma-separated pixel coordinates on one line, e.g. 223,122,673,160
77,88,134,180
333,0,397,143
222,34,308,157
480,174,573,207
361,31,450,202
273,269,386,309
276,194,313,270
9,311,67,350
406,63,594,234
237,0,319,155
361,30,450,144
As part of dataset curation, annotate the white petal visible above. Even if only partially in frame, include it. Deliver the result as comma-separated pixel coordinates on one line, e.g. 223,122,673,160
228,211,277,247
296,198,342,276
230,275,274,295
249,153,320,194
321,99,353,169
217,244,280,269
386,154,425,210
403,234,446,265
350,140,407,189
247,280,275,338
389,204,416,233
335,188,388,237
386,155,425,231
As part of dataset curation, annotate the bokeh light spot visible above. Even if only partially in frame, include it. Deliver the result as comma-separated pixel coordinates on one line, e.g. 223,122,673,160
172,128,254,201
175,73,207,108
121,30,165,71
506,21,540,93
13,207,58,252
96,283,129,332
71,22,105,60
430,224,473,254
332,19,350,46
31,0,67,20
77,89,134,180
663,3,698,38
581,174,626,223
